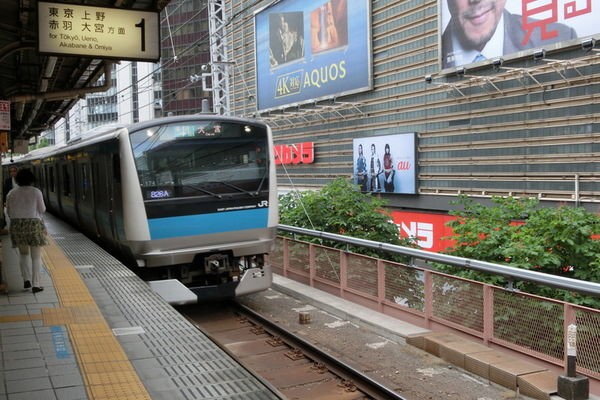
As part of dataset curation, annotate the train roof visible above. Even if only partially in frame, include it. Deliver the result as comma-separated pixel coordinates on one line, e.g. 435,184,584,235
126,114,270,132
3,115,269,165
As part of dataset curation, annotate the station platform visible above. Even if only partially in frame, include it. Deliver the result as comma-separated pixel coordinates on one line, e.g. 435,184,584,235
0,214,280,400
0,213,596,400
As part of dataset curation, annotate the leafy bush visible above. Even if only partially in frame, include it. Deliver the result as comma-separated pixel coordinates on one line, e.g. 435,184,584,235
279,178,416,260
440,195,600,308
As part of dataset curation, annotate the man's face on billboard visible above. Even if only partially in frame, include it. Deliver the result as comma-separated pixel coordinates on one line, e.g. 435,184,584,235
448,0,506,50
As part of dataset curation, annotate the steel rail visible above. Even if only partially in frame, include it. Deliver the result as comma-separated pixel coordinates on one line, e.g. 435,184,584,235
234,302,407,400
278,224,600,297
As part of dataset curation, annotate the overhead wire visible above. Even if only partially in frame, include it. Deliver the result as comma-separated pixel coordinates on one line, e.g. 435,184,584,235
274,146,342,281
55,2,212,131
54,0,268,133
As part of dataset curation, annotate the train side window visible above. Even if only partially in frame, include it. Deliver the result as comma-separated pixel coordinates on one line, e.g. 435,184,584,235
62,165,71,197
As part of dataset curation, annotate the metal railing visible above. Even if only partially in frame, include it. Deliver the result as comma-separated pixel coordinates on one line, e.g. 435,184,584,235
272,224,600,384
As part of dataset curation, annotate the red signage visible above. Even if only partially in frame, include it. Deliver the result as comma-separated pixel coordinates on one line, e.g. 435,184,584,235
274,142,314,165
392,209,598,253
391,210,456,252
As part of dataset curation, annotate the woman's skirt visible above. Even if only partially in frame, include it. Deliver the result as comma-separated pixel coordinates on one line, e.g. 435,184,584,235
9,218,48,247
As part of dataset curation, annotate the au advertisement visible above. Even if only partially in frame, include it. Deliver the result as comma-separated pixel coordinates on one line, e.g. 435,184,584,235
439,0,597,70
352,133,417,195
254,0,372,111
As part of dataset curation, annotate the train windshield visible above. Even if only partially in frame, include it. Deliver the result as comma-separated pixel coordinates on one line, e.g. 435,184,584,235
129,121,269,201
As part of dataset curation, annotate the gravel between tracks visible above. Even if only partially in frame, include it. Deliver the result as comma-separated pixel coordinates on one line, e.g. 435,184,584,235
238,286,532,400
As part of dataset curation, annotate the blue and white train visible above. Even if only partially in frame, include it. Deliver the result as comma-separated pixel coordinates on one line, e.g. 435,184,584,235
4,115,278,303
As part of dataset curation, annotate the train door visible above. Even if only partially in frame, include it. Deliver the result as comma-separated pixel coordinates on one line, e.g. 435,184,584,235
110,152,125,242
92,153,116,242
45,164,59,212
75,160,98,237
58,160,77,225
38,163,50,206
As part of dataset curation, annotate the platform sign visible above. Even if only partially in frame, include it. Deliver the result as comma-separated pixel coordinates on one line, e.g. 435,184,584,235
0,101,10,131
38,1,160,61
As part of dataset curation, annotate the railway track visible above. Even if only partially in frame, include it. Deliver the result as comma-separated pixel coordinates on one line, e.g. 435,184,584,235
182,301,406,400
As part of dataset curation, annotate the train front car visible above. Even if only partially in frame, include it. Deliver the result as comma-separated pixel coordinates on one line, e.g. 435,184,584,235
120,116,278,303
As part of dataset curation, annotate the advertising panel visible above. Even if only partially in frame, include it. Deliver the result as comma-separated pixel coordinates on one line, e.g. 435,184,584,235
352,133,417,195
254,0,372,111
391,210,456,252
439,0,596,71
0,101,10,131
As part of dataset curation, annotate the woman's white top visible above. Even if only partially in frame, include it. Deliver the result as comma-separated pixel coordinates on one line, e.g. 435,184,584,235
6,186,46,220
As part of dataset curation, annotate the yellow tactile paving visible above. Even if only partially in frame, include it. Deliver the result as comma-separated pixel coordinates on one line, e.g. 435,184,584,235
41,237,151,400
42,305,104,325
69,322,114,337
88,382,151,400
82,361,136,374
86,370,143,386
0,314,42,322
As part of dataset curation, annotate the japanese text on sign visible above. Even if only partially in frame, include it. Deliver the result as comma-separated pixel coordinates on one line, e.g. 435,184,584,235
521,0,592,45
0,101,10,131
38,2,159,61
440,0,596,71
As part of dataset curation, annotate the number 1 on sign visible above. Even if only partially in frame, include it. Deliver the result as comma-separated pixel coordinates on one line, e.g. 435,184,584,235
135,19,146,52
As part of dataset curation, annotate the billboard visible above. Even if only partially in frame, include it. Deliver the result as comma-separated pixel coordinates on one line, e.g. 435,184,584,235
352,133,417,195
439,0,597,71
391,210,456,252
254,0,372,111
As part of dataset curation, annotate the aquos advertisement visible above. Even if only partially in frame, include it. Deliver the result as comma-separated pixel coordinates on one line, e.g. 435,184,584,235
352,133,417,195
439,0,597,71
254,0,372,111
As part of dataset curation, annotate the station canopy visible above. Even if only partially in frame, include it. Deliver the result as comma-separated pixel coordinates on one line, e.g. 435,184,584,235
0,0,171,145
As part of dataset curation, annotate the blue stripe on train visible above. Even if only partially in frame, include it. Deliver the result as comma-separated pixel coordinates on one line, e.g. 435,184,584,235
147,208,269,239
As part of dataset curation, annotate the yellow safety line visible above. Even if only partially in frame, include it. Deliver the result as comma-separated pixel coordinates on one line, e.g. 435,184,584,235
42,237,151,400
0,314,42,322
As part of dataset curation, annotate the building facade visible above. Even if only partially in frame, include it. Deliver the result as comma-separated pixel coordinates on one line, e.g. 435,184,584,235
48,62,161,145
222,0,599,216
160,0,212,116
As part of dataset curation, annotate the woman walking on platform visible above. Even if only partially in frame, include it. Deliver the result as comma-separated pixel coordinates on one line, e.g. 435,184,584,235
6,168,47,293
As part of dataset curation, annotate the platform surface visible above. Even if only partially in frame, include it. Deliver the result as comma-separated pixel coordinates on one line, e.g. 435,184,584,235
0,213,279,400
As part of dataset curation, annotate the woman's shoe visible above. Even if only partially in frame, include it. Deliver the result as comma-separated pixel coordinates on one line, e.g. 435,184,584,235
24,280,31,289
0,282,7,294
32,287,44,294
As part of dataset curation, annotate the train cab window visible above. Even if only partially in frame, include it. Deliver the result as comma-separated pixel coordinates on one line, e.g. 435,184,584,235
62,165,71,197
129,121,270,200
